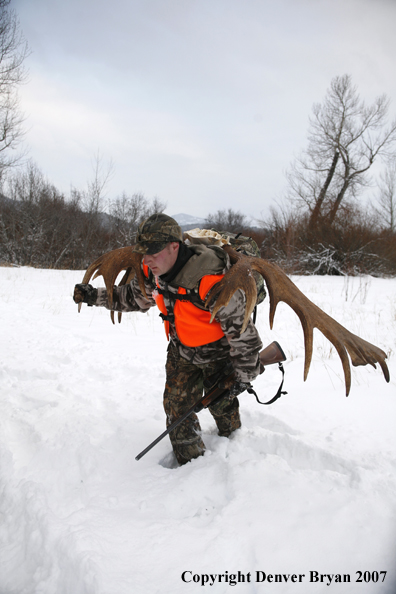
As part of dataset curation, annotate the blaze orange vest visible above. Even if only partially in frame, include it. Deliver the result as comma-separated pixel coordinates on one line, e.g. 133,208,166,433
143,263,225,347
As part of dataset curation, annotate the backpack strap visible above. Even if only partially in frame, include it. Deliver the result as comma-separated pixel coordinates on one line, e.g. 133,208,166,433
155,285,206,306
155,283,207,324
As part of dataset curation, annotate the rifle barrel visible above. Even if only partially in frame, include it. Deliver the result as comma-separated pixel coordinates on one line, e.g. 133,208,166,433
135,401,204,461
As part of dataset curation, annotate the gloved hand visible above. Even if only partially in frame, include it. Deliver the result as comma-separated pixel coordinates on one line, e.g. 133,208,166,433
73,283,98,306
218,377,252,397
227,380,252,397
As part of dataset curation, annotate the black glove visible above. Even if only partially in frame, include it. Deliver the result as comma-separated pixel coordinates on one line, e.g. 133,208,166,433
73,283,98,306
228,380,252,397
218,378,252,397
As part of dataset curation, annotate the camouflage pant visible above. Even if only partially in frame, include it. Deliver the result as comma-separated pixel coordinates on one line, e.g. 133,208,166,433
163,341,241,465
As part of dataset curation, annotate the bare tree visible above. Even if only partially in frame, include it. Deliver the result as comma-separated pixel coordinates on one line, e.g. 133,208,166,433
205,208,247,233
4,161,46,265
81,150,114,214
72,152,115,263
1,161,75,267
373,160,396,232
0,0,29,176
109,192,166,246
286,74,396,228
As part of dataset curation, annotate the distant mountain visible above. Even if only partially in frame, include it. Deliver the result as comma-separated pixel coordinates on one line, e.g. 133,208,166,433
170,212,265,233
171,213,207,231
0,193,17,208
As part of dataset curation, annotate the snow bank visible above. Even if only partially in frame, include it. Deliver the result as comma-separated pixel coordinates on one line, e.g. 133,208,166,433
0,267,395,594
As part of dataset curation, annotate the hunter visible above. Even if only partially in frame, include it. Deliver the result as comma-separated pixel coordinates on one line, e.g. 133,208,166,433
73,214,264,465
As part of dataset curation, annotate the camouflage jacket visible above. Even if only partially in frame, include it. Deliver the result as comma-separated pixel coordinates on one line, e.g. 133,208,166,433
96,244,263,382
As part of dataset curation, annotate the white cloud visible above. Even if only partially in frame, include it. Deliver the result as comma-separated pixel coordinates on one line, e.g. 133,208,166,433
11,0,396,219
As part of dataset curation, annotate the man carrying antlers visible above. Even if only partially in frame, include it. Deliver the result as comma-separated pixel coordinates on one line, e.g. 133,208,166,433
74,213,390,464
74,214,264,465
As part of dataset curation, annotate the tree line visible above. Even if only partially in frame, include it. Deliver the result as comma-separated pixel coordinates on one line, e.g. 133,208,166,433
0,161,166,269
0,0,395,275
1,156,395,276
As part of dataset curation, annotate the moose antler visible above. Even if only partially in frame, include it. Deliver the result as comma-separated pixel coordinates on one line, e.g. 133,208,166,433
205,244,389,396
78,246,145,324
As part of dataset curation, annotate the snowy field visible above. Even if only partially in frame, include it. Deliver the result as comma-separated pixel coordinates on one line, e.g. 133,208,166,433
0,266,395,594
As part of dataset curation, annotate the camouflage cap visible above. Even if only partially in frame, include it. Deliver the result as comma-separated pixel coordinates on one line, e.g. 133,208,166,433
133,213,183,254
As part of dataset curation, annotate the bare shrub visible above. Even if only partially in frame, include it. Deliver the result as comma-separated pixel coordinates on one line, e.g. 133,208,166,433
259,202,396,276
205,208,248,233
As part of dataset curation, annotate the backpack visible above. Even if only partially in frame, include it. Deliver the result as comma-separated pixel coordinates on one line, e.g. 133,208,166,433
184,228,267,309
217,230,266,306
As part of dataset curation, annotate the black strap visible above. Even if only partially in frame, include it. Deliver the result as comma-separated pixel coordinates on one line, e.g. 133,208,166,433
247,362,287,405
156,286,205,306
156,283,208,328
158,283,199,325
159,312,174,323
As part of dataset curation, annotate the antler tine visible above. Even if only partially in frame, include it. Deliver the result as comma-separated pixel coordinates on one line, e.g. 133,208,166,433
379,359,391,383
263,265,317,387
298,311,314,384
311,312,352,394
78,253,106,313
112,267,139,325
210,245,389,395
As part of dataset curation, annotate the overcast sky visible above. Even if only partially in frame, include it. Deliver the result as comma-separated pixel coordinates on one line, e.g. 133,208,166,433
10,0,396,222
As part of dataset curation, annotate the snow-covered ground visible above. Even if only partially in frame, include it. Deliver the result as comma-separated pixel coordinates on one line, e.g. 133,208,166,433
0,266,395,594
